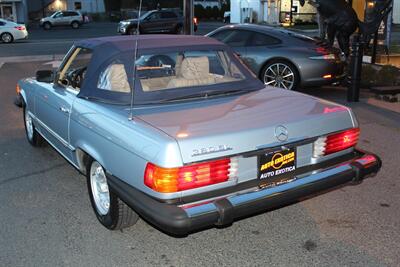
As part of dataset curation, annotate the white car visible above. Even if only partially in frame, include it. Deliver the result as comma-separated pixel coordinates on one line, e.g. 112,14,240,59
0,19,28,43
40,11,84,30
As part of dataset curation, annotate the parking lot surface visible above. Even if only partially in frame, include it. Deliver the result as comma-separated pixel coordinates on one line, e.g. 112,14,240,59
0,22,223,57
0,61,399,266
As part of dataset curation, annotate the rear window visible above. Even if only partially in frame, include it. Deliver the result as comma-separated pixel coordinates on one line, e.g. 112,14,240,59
211,30,253,47
64,11,79,17
161,12,177,19
135,50,245,92
249,32,281,46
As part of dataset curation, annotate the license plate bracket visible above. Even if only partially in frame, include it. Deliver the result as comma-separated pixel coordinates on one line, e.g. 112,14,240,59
258,147,297,180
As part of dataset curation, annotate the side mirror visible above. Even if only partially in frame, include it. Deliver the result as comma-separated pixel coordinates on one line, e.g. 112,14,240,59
36,70,54,83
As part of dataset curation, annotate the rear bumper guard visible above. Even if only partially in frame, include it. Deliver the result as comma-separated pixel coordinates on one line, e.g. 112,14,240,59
108,149,381,236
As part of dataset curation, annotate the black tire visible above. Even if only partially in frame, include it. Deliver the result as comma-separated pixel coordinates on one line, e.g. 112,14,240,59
71,21,80,29
175,24,183,34
260,59,300,90
23,106,44,147
128,26,140,35
43,22,51,30
1,32,13,43
86,159,139,230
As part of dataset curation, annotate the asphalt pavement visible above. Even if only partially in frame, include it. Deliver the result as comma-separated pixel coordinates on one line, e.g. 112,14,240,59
0,22,224,58
0,60,400,266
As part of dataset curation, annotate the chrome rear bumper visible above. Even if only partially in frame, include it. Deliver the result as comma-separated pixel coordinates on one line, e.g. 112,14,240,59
108,149,381,236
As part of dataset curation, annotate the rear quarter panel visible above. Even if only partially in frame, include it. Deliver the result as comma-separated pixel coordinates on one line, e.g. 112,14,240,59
69,98,185,200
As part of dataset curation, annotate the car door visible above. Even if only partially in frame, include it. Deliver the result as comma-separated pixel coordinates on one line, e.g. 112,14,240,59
244,31,282,74
144,12,163,32
0,20,6,35
160,11,178,32
51,12,64,26
209,29,252,66
35,47,92,159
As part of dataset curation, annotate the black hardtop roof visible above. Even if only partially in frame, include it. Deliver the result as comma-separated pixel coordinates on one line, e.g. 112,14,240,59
75,35,224,53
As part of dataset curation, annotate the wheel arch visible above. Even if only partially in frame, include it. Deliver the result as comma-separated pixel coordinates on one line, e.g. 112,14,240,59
258,57,302,83
75,145,106,175
19,88,27,107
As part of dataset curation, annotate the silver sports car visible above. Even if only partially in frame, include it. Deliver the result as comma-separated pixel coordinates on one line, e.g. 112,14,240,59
207,24,346,90
18,35,381,236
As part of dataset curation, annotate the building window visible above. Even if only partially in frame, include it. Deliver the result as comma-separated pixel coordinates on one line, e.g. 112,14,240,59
75,2,82,10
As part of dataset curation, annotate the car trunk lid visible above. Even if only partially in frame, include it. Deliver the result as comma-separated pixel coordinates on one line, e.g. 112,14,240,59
134,87,356,164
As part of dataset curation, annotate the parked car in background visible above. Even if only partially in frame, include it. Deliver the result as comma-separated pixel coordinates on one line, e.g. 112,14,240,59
17,35,381,235
207,24,345,90
0,19,28,43
118,9,198,35
40,11,83,30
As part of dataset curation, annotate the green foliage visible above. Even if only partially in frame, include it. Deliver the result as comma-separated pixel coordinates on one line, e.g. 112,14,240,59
360,64,378,87
361,64,400,87
375,65,400,86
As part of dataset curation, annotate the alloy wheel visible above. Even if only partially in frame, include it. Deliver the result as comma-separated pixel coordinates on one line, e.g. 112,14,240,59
263,63,295,90
25,111,34,140
90,161,110,216
1,33,12,43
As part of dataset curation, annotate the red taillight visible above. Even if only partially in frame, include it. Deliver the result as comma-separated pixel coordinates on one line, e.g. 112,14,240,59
15,26,25,31
315,47,328,54
325,128,360,155
144,158,231,193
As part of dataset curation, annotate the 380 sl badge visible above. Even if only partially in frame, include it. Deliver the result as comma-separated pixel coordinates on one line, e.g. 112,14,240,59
192,145,233,157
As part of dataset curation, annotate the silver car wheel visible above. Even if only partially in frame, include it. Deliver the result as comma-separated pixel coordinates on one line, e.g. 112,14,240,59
1,33,13,43
264,63,295,90
90,161,110,216
129,27,140,35
25,111,34,140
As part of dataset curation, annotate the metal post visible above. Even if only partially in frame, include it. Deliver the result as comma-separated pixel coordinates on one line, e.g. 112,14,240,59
290,0,293,25
371,30,378,64
347,34,364,102
183,0,194,35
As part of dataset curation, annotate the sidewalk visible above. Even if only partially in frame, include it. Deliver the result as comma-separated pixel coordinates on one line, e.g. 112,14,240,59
307,86,400,114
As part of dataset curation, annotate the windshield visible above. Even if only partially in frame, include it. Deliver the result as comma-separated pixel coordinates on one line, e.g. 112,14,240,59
140,11,151,20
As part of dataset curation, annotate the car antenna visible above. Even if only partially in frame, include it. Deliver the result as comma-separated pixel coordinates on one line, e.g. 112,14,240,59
129,0,143,121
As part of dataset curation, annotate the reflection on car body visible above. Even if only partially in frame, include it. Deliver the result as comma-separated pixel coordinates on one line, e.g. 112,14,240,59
18,35,381,236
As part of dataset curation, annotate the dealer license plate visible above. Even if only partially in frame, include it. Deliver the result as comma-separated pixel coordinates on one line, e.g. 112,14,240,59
258,147,296,180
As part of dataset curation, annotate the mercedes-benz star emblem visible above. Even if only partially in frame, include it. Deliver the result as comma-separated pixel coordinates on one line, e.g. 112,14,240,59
275,125,288,142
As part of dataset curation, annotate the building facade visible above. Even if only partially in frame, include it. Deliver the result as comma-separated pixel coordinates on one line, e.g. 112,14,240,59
230,0,316,24
0,0,28,23
230,0,400,25
46,0,105,13
394,0,400,24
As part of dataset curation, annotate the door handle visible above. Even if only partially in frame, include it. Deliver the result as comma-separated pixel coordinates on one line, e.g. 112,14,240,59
59,106,70,114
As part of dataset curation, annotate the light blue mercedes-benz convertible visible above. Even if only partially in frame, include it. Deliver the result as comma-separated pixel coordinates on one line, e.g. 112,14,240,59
18,35,381,235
